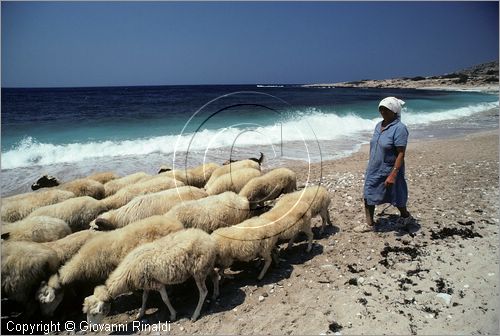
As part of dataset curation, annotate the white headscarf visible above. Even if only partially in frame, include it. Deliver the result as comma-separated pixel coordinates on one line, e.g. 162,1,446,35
378,97,405,119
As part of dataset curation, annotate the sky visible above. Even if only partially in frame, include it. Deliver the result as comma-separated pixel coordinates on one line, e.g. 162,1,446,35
1,1,498,87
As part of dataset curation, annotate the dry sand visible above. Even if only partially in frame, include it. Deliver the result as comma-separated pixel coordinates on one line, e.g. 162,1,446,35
2,129,498,335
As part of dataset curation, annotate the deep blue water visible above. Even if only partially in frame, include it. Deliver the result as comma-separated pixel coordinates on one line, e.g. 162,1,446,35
3,85,496,151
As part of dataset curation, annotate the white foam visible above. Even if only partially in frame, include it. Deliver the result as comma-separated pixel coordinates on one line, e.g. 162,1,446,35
403,101,498,124
2,101,497,170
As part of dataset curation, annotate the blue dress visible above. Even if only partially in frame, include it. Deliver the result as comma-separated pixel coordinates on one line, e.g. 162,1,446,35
363,118,409,207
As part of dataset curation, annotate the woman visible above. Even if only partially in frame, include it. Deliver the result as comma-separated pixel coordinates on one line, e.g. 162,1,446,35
354,96,413,233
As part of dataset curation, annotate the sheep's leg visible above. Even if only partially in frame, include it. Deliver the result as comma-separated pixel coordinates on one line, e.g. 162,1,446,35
271,247,280,265
158,286,176,321
319,207,332,235
304,226,314,253
287,233,298,250
326,207,333,226
192,276,208,321
136,290,149,319
257,253,272,281
210,270,220,300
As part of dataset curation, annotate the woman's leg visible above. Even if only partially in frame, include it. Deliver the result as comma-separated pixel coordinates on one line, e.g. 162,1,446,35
365,199,375,226
355,199,376,232
397,207,410,218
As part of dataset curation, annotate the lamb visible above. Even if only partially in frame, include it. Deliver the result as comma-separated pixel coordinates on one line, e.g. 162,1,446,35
166,192,250,233
275,185,333,234
160,162,220,188
101,175,184,209
83,228,217,323
92,186,207,231
1,216,71,243
205,159,261,190
27,196,108,232
103,172,151,197
205,168,261,195
57,178,105,199
260,201,313,252
86,172,120,184
239,168,297,209
37,215,184,316
1,189,75,223
212,216,279,280
1,241,60,314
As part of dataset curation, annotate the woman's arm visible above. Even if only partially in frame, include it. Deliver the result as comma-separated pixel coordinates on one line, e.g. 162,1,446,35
384,146,406,187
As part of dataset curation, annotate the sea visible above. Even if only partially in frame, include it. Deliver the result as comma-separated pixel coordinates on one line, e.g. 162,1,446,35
1,85,498,196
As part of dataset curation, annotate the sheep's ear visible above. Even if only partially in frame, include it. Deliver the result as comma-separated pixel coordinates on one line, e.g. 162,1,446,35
1,232,10,240
94,218,115,231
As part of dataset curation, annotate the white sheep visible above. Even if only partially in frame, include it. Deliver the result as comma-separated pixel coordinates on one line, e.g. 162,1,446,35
1,216,71,243
239,168,297,209
42,229,102,265
57,178,105,199
27,196,108,232
212,216,279,280
83,228,217,323
103,172,151,197
205,159,261,190
101,175,184,209
186,162,220,187
159,162,220,188
92,186,207,231
205,168,261,195
1,241,59,315
1,230,100,316
260,201,313,252
1,189,76,223
275,185,333,234
86,172,120,184
166,191,250,233
37,215,183,316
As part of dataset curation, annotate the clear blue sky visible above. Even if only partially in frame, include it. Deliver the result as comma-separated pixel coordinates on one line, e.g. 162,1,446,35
2,1,498,87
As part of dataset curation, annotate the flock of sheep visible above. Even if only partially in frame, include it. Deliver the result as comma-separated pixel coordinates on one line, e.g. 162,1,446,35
1,157,333,325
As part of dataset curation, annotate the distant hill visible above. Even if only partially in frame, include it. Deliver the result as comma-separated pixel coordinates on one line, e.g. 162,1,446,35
304,61,499,90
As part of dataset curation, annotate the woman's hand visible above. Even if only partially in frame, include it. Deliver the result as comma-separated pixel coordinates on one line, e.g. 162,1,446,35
384,172,397,188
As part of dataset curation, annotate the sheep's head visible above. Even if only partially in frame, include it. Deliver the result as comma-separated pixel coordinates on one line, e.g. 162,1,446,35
83,286,111,325
37,281,64,316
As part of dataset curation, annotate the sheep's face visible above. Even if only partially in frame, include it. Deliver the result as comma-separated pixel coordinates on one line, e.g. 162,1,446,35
83,295,110,325
37,283,64,316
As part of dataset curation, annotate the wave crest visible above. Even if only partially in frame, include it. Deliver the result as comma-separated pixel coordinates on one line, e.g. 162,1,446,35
2,101,497,170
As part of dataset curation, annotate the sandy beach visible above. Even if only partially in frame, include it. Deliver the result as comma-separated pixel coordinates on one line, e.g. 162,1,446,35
28,128,495,335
